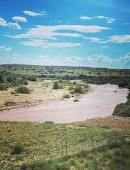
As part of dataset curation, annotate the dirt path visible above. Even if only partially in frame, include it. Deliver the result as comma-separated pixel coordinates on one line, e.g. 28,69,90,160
0,84,128,123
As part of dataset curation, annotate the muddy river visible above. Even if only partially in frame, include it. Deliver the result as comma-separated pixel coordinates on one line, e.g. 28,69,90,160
0,84,128,123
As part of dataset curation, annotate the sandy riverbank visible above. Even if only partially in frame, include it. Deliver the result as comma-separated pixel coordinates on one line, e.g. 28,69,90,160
0,84,128,123
0,81,69,110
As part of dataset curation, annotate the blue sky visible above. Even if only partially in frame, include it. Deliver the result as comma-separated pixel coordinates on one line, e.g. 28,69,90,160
0,0,130,68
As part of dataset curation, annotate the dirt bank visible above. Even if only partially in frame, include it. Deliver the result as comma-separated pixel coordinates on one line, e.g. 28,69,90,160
73,117,130,130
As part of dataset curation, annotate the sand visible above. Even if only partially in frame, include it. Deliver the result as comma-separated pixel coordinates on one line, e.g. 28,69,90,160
0,81,69,108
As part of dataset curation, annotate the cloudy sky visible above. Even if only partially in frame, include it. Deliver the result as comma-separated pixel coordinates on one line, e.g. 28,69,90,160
0,0,130,68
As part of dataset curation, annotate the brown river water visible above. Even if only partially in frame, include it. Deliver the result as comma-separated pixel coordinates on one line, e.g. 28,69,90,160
0,84,128,123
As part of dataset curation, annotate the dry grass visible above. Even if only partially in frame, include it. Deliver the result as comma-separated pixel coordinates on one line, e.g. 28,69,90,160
73,117,130,130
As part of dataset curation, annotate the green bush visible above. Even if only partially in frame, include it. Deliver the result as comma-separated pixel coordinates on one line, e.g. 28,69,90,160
71,84,89,94
4,101,16,106
53,81,63,89
15,86,30,94
63,94,70,98
12,144,24,154
0,83,8,90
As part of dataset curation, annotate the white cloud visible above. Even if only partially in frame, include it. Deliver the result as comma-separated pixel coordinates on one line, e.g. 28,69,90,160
8,25,110,39
12,16,27,22
23,10,45,16
95,16,109,19
84,37,108,44
109,35,130,43
101,45,110,48
107,18,115,23
22,39,82,48
84,37,103,43
80,16,92,20
80,15,115,24
0,46,12,51
0,17,8,26
84,53,130,68
8,22,21,30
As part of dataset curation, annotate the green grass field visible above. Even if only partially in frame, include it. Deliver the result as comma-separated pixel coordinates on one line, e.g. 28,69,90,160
0,121,130,169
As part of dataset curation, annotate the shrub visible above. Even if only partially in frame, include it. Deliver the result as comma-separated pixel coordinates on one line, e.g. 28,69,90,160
63,94,70,98
53,81,62,89
29,76,37,81
0,75,4,83
7,76,14,83
12,144,24,154
73,84,84,94
15,86,30,94
73,99,79,102
53,81,59,89
4,101,16,106
71,84,89,94
0,83,8,90
24,81,28,85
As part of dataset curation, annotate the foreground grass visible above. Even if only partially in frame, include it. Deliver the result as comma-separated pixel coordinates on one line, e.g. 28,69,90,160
0,121,130,169
20,140,130,170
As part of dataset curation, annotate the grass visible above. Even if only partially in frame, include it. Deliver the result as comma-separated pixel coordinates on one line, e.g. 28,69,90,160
0,121,130,169
17,140,130,170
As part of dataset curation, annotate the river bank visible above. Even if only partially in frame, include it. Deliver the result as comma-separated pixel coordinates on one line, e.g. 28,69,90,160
0,84,128,123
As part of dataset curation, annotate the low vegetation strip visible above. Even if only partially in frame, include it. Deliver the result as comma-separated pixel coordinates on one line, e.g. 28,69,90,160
0,121,130,169
113,92,130,117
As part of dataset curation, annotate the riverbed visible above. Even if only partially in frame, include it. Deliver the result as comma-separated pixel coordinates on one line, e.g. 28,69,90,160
0,84,128,123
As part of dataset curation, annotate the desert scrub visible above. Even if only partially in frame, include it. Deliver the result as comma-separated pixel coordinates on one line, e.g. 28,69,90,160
0,83,8,90
53,81,63,89
62,94,70,98
15,86,31,94
12,143,24,154
113,91,130,117
71,84,89,94
4,101,16,106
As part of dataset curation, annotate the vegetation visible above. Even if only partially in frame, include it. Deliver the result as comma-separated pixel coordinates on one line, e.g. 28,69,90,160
53,81,61,89
71,84,89,94
19,140,130,170
0,121,130,169
113,92,130,117
0,83,8,90
15,86,31,94
62,94,70,98
0,64,129,116
12,144,24,154
4,101,16,106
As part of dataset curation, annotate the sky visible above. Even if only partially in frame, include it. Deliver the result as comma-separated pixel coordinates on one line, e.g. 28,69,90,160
0,0,130,68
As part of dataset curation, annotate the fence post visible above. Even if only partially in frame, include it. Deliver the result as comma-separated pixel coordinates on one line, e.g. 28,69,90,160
62,142,64,159
92,137,93,151
116,130,118,141
122,135,125,144
66,141,67,157
108,134,111,143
